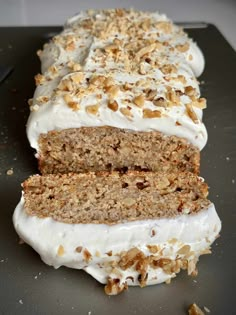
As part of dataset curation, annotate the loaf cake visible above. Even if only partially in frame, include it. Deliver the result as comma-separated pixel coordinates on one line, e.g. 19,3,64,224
13,171,221,295
27,9,207,174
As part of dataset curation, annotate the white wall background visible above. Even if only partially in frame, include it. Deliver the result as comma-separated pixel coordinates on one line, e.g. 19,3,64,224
0,0,235,50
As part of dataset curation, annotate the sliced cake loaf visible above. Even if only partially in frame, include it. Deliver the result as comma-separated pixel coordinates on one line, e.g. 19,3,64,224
27,9,207,175
13,171,221,295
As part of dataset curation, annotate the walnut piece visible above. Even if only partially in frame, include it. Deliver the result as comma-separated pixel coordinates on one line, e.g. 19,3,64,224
188,303,205,315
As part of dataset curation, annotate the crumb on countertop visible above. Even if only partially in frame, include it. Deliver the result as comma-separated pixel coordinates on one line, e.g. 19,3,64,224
6,168,14,175
188,303,205,315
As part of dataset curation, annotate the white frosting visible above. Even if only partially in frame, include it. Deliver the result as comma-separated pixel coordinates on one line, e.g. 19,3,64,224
27,9,207,152
13,198,221,286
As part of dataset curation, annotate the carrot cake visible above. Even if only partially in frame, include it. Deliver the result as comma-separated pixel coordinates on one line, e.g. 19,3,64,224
27,9,207,174
13,171,221,295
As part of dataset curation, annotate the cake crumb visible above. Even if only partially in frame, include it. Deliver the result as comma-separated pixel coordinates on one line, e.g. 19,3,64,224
19,299,23,305
203,306,210,313
6,168,13,175
226,157,230,161
232,179,235,184
188,303,205,315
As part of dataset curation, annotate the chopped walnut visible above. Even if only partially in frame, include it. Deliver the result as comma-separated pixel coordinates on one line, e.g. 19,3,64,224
75,246,83,253
177,245,191,255
153,97,167,107
63,94,80,111
83,248,92,263
119,247,144,270
146,89,157,101
86,104,99,115
133,95,145,107
34,74,46,86
36,96,49,104
185,86,196,97
186,104,199,123
192,98,207,109
70,72,84,84
67,60,81,71
104,278,127,295
143,108,161,118
106,85,119,98
108,100,118,111
57,245,65,256
135,43,157,61
120,107,133,118
146,245,159,254
176,42,190,52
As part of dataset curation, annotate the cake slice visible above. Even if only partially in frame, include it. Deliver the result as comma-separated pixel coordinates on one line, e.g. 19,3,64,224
27,9,207,174
13,171,221,295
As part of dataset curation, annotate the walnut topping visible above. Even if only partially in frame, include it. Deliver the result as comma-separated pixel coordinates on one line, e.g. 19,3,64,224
161,64,177,74
83,248,92,263
188,303,205,315
146,89,157,101
57,245,65,256
155,21,172,33
108,100,118,111
65,40,76,51
36,96,49,104
186,104,199,123
185,86,196,97
177,245,191,255
133,95,145,107
176,42,190,53
135,43,157,61
35,74,46,86
104,278,128,295
175,121,182,126
67,60,81,71
166,90,180,104
70,72,84,84
106,85,119,98
48,65,58,75
187,259,198,276
120,107,133,118
63,94,80,111
58,78,73,91
177,75,187,84
106,250,113,256
86,104,99,115
153,97,167,107
192,98,207,109
188,54,193,61
119,248,144,270
143,108,161,118
146,245,159,254
89,75,105,86
75,246,83,253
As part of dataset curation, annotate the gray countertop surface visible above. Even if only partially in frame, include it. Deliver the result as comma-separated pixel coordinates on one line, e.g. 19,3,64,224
1,0,236,50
